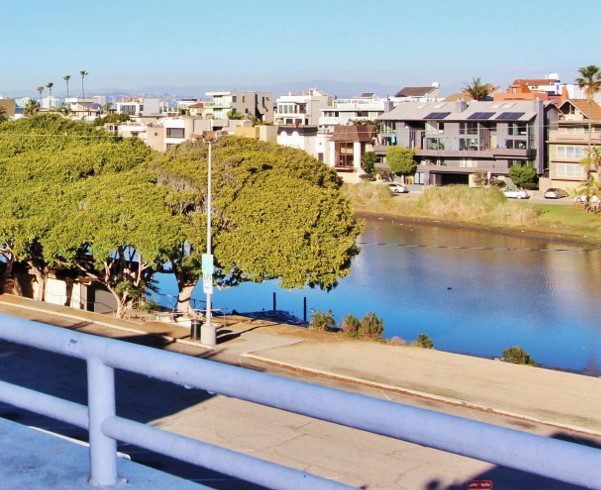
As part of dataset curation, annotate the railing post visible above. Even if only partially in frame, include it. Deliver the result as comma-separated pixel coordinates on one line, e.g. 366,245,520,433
87,358,118,486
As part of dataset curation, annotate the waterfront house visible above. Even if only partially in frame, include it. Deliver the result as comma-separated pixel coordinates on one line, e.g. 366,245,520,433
376,99,557,185
274,89,332,126
542,99,601,190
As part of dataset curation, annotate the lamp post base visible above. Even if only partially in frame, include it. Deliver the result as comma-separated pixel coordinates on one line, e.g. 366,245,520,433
200,322,216,348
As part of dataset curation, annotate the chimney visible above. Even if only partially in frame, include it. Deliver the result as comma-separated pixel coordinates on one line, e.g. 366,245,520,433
454,99,467,112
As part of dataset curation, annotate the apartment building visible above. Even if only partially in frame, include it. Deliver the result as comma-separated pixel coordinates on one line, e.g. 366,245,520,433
319,94,391,132
204,91,273,122
274,89,332,126
376,99,557,185
116,97,162,117
544,99,601,190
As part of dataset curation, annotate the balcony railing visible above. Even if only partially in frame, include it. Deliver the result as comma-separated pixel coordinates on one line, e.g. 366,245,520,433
0,315,599,489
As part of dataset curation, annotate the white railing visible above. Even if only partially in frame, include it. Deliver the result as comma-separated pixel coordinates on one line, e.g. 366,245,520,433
0,314,600,489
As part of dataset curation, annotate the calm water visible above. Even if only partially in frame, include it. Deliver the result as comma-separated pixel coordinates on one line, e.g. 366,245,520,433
153,217,601,374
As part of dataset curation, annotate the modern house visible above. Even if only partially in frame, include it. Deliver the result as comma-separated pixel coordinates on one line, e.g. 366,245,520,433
274,89,332,126
376,99,557,185
116,97,162,117
204,91,274,122
391,83,441,104
319,94,391,132
544,99,601,190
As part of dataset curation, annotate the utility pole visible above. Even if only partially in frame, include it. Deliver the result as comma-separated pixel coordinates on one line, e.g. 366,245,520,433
201,140,216,347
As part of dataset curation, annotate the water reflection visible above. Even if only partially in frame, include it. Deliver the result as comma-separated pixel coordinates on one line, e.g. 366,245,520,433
153,217,601,374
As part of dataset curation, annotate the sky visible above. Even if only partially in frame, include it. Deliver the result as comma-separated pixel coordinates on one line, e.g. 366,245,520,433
1,0,599,95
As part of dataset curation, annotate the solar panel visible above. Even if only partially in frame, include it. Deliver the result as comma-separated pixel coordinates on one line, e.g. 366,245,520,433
496,112,525,120
467,112,495,120
424,112,451,119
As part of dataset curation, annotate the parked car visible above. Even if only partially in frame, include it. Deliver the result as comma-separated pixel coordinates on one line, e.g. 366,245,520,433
388,183,409,195
574,194,600,204
543,188,568,199
503,188,530,199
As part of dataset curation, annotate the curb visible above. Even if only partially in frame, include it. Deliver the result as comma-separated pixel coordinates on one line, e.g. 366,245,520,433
242,353,601,438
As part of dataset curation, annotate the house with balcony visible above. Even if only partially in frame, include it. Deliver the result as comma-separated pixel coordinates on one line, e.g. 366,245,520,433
274,89,332,126
204,91,273,122
319,94,392,132
544,99,601,190
116,97,162,117
376,99,557,185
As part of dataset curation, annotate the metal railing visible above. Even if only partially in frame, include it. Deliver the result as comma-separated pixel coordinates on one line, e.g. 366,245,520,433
0,313,600,489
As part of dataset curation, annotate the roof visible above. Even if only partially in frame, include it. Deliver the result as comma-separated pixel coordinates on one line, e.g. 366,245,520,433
559,99,601,122
394,86,436,98
189,102,204,109
377,100,553,123
331,124,377,143
513,78,559,86
443,92,474,102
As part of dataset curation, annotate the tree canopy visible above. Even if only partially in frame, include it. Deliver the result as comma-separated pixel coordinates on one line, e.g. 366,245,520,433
386,147,417,177
0,115,360,316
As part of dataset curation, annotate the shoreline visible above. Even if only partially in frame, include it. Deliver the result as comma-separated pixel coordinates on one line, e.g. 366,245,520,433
354,209,601,247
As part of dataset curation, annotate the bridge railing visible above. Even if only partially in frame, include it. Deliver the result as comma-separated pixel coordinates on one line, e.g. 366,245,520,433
0,314,599,489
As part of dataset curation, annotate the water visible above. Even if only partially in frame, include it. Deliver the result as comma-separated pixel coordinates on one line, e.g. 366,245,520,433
153,216,601,375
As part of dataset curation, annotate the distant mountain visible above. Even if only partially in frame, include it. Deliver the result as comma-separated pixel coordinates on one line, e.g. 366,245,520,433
2,80,403,100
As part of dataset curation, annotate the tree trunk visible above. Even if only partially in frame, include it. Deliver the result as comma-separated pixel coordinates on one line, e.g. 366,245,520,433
29,264,46,301
0,256,14,294
177,281,197,315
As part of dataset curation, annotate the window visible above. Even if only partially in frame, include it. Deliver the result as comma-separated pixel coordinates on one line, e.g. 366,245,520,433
458,159,476,168
139,105,144,112
166,128,185,138
556,146,584,160
556,163,585,178
459,138,478,151
425,138,444,150
120,104,136,115
508,122,528,136
506,139,527,149
232,96,237,103
460,122,478,135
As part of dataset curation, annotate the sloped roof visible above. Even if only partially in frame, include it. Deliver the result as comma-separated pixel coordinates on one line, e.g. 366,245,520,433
331,124,377,142
395,86,436,98
377,100,553,122
443,92,474,102
513,78,559,86
560,99,601,121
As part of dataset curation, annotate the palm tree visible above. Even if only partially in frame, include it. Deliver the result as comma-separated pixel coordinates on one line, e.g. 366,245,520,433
462,77,496,101
24,99,40,117
46,82,54,108
37,85,45,102
575,65,601,170
63,74,71,103
79,70,89,112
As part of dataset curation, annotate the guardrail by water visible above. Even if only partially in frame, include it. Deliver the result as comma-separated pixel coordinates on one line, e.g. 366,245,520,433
0,314,599,489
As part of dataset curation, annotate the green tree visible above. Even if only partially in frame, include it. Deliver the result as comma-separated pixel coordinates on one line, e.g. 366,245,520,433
508,164,537,188
341,314,361,337
227,109,243,120
414,333,434,349
153,137,361,313
462,77,496,101
502,346,536,366
309,310,336,331
361,151,377,175
575,65,601,180
386,147,417,181
359,312,384,339
24,99,40,116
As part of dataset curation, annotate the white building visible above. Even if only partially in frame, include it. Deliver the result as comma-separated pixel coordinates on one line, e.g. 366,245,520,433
116,97,162,117
274,89,332,126
319,94,391,132
390,82,441,104
40,96,61,110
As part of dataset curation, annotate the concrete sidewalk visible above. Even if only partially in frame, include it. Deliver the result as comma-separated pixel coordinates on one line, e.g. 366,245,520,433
1,294,600,436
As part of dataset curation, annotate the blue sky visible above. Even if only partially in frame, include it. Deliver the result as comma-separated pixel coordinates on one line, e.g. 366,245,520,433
1,0,599,94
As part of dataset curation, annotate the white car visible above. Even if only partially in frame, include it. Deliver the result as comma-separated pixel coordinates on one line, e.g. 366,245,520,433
574,195,600,204
388,183,409,195
503,188,530,199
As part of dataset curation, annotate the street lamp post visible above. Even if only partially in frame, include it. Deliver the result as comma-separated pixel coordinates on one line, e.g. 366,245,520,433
200,140,216,347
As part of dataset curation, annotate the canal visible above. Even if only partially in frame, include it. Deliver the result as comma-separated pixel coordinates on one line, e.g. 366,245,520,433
154,216,601,375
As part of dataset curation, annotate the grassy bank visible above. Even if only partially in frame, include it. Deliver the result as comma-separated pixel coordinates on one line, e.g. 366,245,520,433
344,183,601,243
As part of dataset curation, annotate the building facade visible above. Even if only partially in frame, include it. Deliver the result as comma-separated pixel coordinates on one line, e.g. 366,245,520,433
274,89,332,126
204,91,273,122
319,94,391,132
376,99,557,185
545,99,601,189
116,97,162,117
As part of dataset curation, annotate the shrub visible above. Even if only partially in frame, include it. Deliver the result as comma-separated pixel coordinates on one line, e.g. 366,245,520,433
414,333,434,349
309,310,336,331
361,152,377,175
359,173,376,181
388,336,406,346
520,181,539,190
386,147,417,177
359,312,384,339
473,170,488,186
489,178,506,188
509,164,538,188
418,186,506,218
502,346,536,366
341,314,361,337
376,168,394,182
